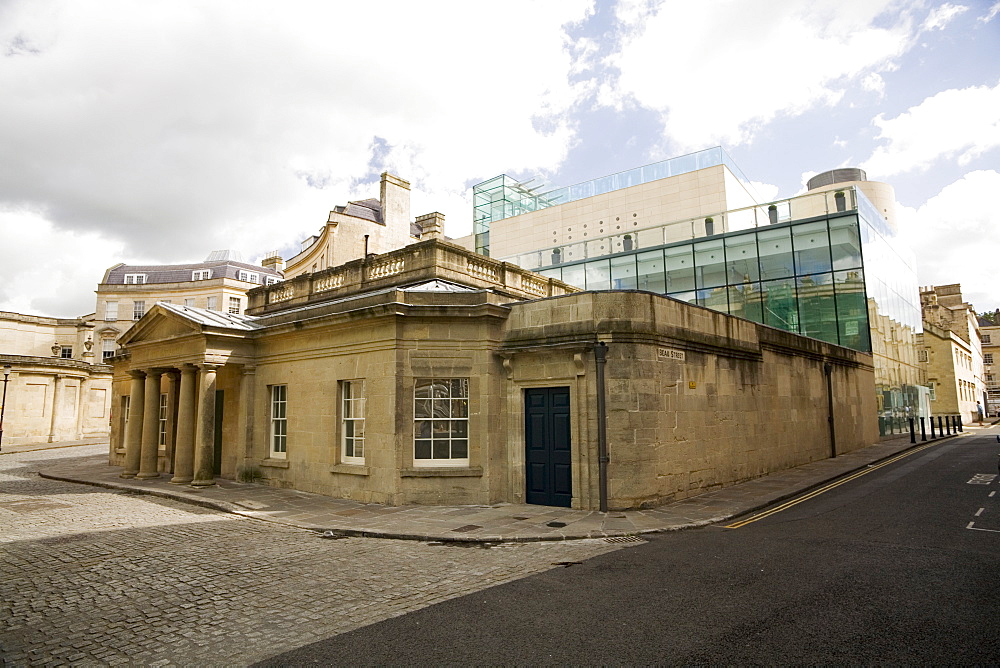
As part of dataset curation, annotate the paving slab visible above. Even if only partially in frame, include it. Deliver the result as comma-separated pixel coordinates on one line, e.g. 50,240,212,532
28,426,994,543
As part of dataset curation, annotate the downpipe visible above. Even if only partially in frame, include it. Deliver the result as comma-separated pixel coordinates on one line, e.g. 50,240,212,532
595,342,609,513
824,362,837,458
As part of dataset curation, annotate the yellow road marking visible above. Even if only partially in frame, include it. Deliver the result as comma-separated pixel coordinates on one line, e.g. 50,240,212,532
725,440,944,529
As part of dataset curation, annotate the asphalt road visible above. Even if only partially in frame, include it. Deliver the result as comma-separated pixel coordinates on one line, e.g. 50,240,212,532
258,428,1000,666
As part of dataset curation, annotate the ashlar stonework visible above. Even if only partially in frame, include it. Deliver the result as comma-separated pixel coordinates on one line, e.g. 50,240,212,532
108,239,877,510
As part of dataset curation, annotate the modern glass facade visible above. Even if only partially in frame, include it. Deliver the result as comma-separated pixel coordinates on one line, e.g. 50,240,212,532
472,147,754,257
531,189,923,429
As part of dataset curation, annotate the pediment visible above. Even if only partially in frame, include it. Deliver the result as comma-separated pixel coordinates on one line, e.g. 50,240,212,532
119,306,205,345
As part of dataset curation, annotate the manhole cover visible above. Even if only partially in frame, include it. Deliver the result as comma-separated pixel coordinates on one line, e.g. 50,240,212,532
605,535,644,544
546,521,567,528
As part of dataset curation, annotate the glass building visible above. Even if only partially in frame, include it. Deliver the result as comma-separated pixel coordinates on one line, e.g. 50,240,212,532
472,147,755,257
508,186,924,431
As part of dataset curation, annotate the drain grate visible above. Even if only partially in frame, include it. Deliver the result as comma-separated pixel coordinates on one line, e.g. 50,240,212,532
605,535,644,544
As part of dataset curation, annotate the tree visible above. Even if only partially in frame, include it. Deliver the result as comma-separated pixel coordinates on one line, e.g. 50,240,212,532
980,310,1000,325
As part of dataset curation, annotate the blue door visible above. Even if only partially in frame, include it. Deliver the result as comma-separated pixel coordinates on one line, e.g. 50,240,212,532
525,387,572,507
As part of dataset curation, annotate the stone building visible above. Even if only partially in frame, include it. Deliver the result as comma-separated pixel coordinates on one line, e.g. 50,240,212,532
95,250,283,362
917,284,985,422
979,313,999,416
0,310,112,445
107,238,877,510
280,172,427,280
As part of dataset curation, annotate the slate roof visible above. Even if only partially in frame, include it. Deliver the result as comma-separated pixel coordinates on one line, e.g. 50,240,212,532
103,260,282,286
158,303,262,331
404,280,476,293
331,198,383,224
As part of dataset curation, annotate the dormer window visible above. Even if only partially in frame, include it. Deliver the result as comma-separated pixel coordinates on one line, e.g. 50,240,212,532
192,269,212,280
265,276,280,285
238,270,260,283
124,273,147,284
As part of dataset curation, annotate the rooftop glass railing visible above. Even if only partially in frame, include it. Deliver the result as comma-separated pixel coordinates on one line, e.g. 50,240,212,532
472,146,757,232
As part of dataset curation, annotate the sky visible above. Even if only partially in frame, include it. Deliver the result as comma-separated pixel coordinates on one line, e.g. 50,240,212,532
1,0,998,318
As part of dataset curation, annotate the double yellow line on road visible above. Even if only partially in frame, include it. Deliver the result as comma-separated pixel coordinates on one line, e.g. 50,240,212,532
725,440,945,529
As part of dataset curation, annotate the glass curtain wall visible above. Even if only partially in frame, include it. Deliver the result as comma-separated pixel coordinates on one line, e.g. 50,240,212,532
538,209,923,432
538,213,875,351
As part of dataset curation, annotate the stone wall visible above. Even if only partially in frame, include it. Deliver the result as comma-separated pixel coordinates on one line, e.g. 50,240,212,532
502,291,877,509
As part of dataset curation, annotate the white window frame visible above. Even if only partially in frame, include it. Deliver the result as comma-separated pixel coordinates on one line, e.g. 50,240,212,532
60,346,73,359
413,378,469,467
132,301,145,320
102,339,117,361
238,270,260,284
207,296,218,311
124,273,147,284
270,384,287,458
104,301,118,321
228,296,241,314
917,350,928,362
986,353,994,365
192,269,212,281
184,298,196,308
158,393,168,448
341,380,366,464
983,334,992,344
265,276,280,285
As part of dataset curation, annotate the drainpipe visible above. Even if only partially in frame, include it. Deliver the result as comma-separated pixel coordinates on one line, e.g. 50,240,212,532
595,342,609,512
824,362,836,458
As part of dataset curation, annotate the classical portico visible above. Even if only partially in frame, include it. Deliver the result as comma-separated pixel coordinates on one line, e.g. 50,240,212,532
111,303,259,486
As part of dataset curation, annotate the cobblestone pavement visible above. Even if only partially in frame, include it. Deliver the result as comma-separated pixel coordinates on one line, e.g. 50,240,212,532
1,445,625,666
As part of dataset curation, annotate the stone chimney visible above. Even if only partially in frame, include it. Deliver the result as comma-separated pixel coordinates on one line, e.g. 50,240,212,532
415,212,446,240
261,253,285,272
380,173,411,231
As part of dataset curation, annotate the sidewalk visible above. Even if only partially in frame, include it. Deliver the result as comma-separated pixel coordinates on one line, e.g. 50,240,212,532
33,426,992,543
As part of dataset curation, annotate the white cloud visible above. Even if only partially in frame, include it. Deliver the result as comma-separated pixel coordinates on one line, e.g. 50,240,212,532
980,2,1000,22
922,3,968,30
862,80,1000,177
0,0,593,316
606,0,920,150
862,72,886,96
747,180,780,203
0,208,129,317
898,170,1000,311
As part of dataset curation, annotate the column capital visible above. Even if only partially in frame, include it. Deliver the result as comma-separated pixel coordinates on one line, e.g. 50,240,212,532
196,362,223,371
128,369,147,380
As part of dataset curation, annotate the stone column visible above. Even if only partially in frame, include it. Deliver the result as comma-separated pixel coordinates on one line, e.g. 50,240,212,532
121,370,145,478
237,365,256,469
75,376,88,440
164,371,180,474
191,363,220,487
136,369,163,479
170,365,198,484
47,375,64,443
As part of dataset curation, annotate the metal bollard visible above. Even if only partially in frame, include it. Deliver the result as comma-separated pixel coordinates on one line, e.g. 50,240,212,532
930,416,936,438
908,417,915,443
946,416,952,435
920,416,926,441
957,416,963,432
938,415,944,435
